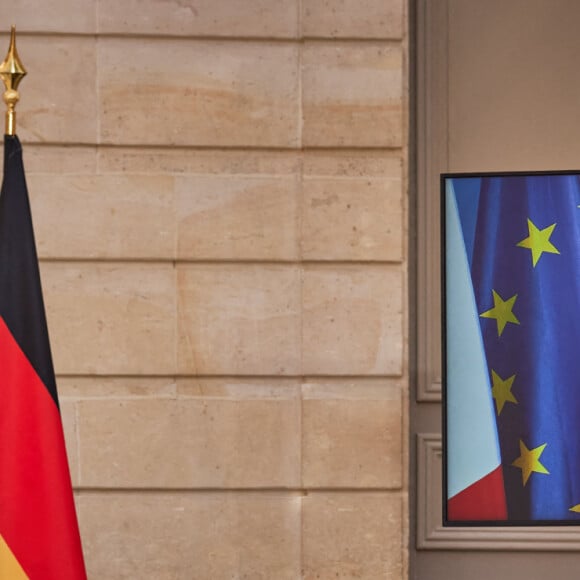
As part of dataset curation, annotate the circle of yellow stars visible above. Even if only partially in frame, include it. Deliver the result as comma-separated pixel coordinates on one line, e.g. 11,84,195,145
476,216,570,504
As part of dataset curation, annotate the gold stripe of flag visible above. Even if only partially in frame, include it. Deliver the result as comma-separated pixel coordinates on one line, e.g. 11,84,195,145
0,534,29,579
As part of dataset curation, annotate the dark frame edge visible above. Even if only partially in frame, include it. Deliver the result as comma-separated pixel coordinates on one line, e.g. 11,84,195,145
440,170,580,527
440,173,449,526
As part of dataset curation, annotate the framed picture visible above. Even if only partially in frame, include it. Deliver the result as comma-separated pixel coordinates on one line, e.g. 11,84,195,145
442,170,580,526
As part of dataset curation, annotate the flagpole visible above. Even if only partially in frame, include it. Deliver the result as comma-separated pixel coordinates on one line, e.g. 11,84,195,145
0,26,26,136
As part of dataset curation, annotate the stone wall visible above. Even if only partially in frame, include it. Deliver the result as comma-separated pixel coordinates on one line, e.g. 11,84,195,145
10,0,408,577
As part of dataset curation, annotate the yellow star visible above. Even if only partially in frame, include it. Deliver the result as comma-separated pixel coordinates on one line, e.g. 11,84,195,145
480,290,520,336
512,439,549,486
569,504,580,513
516,218,560,267
491,370,517,415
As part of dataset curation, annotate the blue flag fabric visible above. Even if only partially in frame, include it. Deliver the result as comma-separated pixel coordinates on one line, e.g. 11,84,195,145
453,173,580,521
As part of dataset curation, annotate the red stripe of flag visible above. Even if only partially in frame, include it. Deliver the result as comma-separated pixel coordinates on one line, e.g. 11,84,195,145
0,317,86,578
447,465,508,521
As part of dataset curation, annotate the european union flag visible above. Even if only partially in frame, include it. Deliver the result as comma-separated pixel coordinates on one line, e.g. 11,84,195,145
453,172,580,522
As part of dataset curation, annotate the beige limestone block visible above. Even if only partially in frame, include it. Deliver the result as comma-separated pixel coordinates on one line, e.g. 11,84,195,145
28,174,175,259
41,263,176,375
303,150,402,178
302,42,403,147
176,174,299,260
1,0,96,32
78,491,301,579
302,0,403,39
98,147,300,175
302,265,403,375
60,400,79,487
57,377,176,398
99,39,299,147
17,36,97,144
99,0,298,38
302,492,403,580
301,176,403,260
78,381,300,487
177,265,301,375
176,376,299,396
302,380,402,487
23,145,97,173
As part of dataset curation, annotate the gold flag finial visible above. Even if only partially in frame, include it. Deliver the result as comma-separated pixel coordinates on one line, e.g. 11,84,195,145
0,26,26,136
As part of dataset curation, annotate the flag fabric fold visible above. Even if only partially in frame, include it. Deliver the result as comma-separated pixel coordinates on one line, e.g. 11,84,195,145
0,135,87,578
445,180,507,521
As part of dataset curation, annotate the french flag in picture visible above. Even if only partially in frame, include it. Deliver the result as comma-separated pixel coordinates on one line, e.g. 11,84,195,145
445,180,507,522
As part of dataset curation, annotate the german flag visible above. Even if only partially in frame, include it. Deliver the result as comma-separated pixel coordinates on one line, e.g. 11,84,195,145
0,135,86,578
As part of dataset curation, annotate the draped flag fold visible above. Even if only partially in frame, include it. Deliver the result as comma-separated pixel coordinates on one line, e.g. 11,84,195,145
445,179,507,522
0,135,87,578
